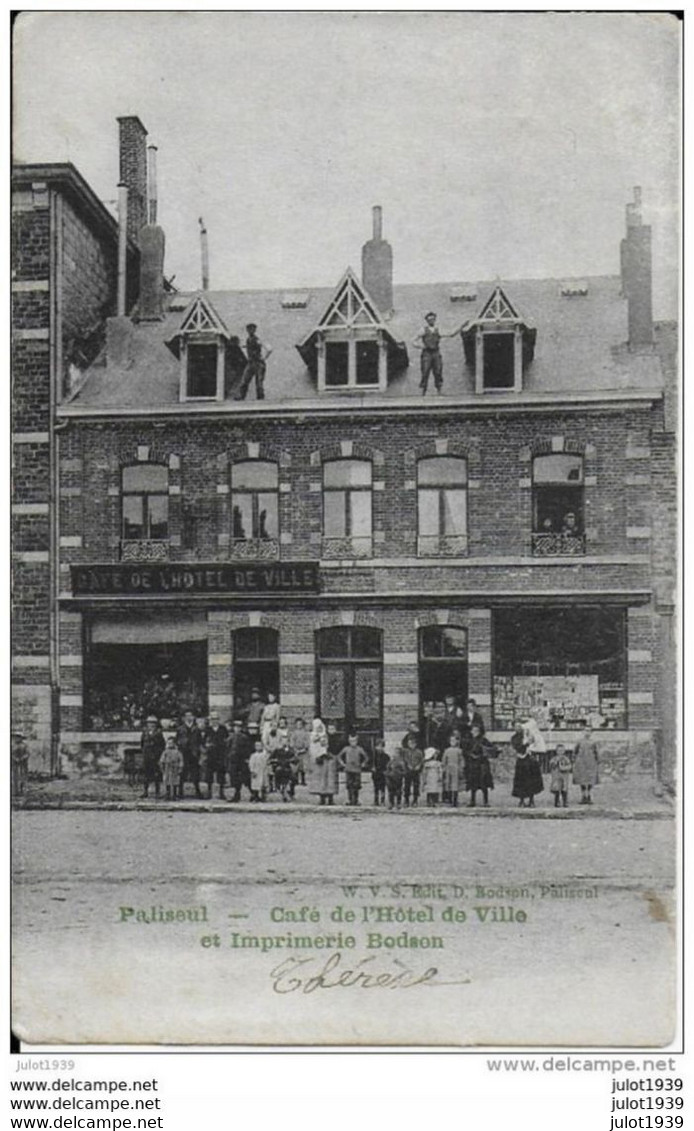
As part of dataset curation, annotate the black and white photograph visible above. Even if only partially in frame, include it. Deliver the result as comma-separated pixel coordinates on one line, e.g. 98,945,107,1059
11,11,680,1048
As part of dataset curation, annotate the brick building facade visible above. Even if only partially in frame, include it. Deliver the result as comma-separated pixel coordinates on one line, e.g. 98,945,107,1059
12,117,678,786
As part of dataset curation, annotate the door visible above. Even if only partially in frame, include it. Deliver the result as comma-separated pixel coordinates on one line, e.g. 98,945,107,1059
316,627,383,753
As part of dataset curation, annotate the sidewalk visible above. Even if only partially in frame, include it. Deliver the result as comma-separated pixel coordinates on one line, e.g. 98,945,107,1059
14,771,674,818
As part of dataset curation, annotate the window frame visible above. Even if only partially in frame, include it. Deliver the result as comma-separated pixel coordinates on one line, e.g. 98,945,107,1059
231,460,280,543
322,458,373,540
121,463,169,542
531,452,586,555
179,336,225,402
416,456,468,555
318,331,387,393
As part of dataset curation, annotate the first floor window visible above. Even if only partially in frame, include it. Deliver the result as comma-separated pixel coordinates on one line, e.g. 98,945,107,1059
532,453,584,554
122,464,169,540
323,459,372,539
417,456,467,540
231,461,279,541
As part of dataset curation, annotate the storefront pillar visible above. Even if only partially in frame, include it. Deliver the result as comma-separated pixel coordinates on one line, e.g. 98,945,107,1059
207,610,233,717
279,651,315,723
58,610,83,733
626,605,656,731
467,608,492,724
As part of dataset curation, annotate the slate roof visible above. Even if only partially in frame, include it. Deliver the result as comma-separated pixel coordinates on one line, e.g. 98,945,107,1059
69,274,663,409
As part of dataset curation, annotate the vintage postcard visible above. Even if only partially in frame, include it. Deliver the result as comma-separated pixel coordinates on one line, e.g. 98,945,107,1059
11,11,680,1046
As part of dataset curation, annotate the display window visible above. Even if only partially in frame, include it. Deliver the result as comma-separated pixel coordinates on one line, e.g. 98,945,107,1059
492,606,627,730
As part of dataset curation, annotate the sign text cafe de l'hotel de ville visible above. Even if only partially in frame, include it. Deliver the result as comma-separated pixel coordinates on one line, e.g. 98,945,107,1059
11,116,677,786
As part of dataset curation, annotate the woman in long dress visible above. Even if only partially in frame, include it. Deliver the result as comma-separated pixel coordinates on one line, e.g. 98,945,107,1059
308,717,337,805
511,721,544,808
573,728,600,804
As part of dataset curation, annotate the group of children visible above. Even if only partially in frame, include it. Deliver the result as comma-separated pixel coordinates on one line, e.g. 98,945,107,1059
150,702,599,811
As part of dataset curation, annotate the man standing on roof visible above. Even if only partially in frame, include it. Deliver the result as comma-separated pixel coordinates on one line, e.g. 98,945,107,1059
236,323,272,401
412,312,462,396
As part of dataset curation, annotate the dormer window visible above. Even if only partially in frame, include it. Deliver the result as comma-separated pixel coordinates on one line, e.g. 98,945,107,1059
461,285,536,394
186,343,218,398
166,295,236,403
296,269,408,394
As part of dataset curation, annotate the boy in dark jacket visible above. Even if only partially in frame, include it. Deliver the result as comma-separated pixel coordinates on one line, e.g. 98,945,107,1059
371,738,389,806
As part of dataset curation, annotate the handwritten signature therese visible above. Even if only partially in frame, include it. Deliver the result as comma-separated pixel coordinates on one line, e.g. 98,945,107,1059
269,952,472,994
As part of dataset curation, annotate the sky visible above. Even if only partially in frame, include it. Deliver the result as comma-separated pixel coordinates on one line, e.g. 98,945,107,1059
13,11,680,317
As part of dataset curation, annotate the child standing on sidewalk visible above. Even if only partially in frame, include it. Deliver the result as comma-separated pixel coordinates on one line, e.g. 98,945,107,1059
337,733,369,806
385,748,406,810
249,739,269,802
549,744,572,808
421,747,443,807
371,738,389,806
159,735,184,801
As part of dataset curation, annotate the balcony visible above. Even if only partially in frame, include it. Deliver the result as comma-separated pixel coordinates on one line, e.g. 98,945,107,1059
230,538,280,561
417,534,468,557
531,532,586,557
120,540,170,563
322,536,373,559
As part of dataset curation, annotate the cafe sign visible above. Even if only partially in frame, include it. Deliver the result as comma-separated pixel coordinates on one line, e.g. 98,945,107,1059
71,561,320,596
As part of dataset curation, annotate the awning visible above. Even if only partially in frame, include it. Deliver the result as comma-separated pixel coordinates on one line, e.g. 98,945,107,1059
89,612,208,645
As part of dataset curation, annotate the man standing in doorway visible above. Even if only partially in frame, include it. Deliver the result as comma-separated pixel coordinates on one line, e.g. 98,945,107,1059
236,323,272,401
412,312,462,396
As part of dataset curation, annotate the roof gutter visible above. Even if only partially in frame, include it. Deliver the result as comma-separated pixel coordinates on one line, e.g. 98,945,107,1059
56,387,664,423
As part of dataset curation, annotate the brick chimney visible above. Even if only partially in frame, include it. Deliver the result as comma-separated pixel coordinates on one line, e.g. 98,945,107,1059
362,205,393,315
620,186,654,350
117,116,148,246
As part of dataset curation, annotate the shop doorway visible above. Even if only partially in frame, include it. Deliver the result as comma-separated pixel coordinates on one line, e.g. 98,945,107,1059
233,628,280,718
316,626,383,752
418,625,468,713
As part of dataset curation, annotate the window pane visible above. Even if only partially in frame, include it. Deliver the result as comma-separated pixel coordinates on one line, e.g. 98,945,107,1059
418,489,440,536
187,343,218,397
420,627,444,658
483,332,515,389
442,489,466,536
123,465,168,493
351,627,382,658
533,454,584,484
257,493,278,539
441,627,467,658
317,627,350,658
232,495,253,540
232,461,278,490
148,495,169,540
418,457,467,487
324,490,347,536
256,629,279,659
325,341,349,386
355,340,379,385
324,460,372,488
350,490,372,537
122,495,144,540
235,630,259,660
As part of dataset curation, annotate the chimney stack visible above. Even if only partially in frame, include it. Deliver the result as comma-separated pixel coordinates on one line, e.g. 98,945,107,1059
116,183,128,317
362,205,393,315
147,145,158,225
199,218,209,291
621,186,653,350
117,116,148,245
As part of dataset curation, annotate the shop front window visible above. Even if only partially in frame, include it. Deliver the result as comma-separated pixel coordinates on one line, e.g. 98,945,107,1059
323,459,372,557
83,615,208,731
492,606,626,731
121,464,169,562
417,457,467,555
532,453,585,555
316,626,382,752
233,628,279,717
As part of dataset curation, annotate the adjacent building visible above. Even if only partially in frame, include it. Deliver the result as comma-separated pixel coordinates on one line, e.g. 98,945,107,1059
12,116,677,786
